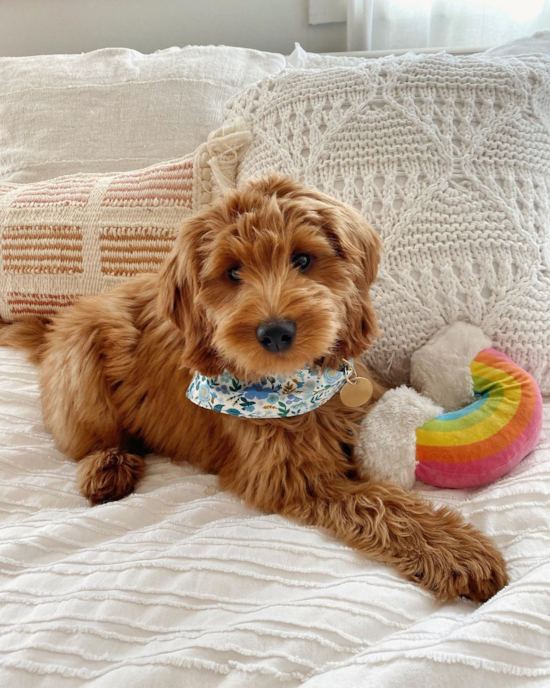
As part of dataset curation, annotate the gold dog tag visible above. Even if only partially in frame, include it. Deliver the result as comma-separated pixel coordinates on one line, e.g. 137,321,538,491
340,377,373,408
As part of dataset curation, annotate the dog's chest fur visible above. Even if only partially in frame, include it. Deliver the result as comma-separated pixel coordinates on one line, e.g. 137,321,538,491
117,349,364,478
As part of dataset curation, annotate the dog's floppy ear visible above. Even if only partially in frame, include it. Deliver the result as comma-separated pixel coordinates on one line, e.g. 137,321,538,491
157,215,225,376
313,195,382,364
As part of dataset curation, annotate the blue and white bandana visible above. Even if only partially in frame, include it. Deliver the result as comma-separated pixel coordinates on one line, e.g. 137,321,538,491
186,361,353,419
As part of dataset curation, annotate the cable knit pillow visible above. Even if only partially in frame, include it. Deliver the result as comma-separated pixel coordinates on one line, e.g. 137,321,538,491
0,122,251,321
226,54,550,394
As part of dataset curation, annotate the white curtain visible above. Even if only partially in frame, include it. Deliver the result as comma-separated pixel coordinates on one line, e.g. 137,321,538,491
347,0,550,51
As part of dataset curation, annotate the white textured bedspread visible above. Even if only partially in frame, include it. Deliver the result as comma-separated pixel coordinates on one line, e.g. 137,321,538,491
0,348,548,687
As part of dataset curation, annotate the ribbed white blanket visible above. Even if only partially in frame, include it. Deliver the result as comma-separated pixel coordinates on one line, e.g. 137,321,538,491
0,348,548,687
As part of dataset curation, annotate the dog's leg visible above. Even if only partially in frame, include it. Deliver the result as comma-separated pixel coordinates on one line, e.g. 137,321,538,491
220,457,508,602
77,448,146,506
309,479,508,602
37,315,148,505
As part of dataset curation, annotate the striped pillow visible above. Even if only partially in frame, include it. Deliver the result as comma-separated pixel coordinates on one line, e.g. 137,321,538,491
0,122,250,321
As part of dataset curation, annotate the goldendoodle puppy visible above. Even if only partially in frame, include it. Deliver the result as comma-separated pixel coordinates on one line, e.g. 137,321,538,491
0,174,507,602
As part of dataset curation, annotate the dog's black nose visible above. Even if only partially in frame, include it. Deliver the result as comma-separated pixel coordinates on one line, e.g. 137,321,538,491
256,320,296,353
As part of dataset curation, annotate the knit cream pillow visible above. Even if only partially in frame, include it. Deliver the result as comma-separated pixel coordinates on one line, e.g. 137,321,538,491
0,121,251,321
226,54,550,394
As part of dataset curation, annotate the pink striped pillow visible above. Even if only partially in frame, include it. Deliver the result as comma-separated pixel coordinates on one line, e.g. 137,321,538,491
0,123,250,321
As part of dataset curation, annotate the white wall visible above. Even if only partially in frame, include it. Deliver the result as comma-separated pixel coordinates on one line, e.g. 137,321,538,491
0,0,346,57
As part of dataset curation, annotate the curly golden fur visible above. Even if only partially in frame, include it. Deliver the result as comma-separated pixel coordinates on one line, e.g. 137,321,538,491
0,174,507,602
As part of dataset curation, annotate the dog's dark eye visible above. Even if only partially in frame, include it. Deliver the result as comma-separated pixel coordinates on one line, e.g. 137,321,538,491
292,253,312,272
227,266,242,283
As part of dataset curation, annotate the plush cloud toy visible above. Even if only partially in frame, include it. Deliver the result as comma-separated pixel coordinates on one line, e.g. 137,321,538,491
356,323,543,490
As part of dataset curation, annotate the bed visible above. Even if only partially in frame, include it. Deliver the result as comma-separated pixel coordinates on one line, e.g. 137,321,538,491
0,346,548,686
0,37,549,687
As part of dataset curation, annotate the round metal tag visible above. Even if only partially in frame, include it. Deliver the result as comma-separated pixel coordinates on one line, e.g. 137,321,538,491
340,377,373,408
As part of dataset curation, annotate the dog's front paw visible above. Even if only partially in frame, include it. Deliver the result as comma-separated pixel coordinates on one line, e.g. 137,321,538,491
409,527,508,603
77,449,146,505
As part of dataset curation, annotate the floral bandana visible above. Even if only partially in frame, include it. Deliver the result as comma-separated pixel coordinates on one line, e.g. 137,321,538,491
186,361,354,419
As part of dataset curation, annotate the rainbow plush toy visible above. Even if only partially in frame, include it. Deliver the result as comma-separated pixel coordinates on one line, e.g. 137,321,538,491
356,323,543,490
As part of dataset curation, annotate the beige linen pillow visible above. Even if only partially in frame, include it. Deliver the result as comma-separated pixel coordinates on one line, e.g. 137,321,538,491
0,46,283,183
